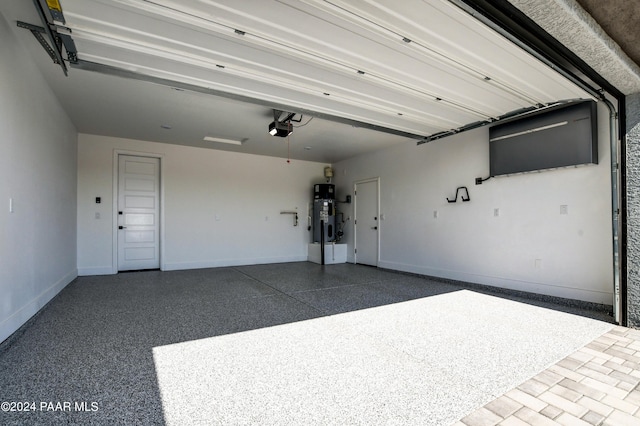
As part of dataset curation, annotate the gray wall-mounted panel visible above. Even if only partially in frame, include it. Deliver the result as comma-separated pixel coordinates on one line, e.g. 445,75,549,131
490,101,598,176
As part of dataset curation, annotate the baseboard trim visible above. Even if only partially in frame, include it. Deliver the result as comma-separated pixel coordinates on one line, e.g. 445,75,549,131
163,256,308,271
0,269,77,345
377,260,613,306
78,267,115,276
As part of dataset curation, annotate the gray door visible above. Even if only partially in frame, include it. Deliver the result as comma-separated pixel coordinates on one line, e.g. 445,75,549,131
117,155,160,271
355,179,379,266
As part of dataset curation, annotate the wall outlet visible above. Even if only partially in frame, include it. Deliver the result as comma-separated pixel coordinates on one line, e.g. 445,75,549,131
535,259,542,269
560,205,568,215
494,208,500,217
433,210,438,219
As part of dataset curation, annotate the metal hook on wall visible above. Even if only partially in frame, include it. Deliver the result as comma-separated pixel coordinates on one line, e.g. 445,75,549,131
446,186,471,203
280,210,299,226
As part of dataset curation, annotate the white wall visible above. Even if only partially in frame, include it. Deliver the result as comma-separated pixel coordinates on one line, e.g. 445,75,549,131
77,134,327,274
0,14,78,343
334,102,613,305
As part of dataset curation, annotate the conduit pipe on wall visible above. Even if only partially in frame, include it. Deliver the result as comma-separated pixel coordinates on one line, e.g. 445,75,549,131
320,219,325,266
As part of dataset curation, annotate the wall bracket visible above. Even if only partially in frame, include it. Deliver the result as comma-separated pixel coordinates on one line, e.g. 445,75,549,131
16,0,78,76
447,186,471,203
280,211,299,226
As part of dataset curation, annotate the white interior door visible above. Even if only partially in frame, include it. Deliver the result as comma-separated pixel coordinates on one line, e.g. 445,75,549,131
355,179,379,267
118,155,160,271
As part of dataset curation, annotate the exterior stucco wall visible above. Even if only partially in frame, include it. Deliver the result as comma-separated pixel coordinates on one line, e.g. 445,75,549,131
626,92,640,327
508,0,640,95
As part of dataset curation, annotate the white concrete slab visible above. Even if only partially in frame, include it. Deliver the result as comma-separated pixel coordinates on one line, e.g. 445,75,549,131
153,290,614,425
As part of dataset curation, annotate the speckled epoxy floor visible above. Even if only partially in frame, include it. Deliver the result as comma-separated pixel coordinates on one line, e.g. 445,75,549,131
0,262,614,425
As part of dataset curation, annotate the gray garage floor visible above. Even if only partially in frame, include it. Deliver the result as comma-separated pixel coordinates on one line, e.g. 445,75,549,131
0,263,618,425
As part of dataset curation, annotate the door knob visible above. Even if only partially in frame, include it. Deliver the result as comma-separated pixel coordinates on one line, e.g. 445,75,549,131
372,226,378,230
118,226,127,230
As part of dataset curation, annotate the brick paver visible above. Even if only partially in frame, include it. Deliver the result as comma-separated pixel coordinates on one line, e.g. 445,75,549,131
458,326,640,426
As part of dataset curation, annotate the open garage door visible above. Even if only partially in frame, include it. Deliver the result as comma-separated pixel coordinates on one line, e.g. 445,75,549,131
21,0,595,140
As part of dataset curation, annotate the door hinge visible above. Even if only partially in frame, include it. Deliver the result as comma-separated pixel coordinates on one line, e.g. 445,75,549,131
355,248,357,254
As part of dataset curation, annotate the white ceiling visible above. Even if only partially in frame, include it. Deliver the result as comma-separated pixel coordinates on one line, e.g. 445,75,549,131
1,0,592,163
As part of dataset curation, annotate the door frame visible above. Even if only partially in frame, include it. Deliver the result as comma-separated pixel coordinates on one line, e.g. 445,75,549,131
112,150,165,273
353,177,380,266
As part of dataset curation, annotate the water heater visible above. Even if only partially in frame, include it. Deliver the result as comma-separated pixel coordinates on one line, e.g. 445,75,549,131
314,183,335,200
313,184,336,243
